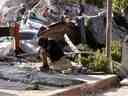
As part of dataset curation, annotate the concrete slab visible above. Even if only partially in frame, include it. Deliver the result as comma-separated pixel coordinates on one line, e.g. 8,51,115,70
0,74,116,96
0,61,124,96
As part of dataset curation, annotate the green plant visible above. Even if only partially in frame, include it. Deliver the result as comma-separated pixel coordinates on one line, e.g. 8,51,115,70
74,40,121,73
75,49,109,73
80,55,95,68
93,40,121,72
94,49,109,72
111,40,121,62
113,0,128,13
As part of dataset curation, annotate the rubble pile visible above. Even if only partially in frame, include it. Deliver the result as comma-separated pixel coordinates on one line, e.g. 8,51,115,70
0,0,127,71
0,0,128,92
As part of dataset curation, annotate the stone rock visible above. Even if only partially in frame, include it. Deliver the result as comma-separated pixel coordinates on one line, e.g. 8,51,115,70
49,56,72,71
0,37,15,57
0,79,30,90
0,65,33,82
113,13,128,30
0,92,17,96
85,11,128,46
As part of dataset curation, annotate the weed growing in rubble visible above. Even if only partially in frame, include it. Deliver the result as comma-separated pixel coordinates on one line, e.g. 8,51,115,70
75,40,121,73
94,49,108,72
111,40,121,62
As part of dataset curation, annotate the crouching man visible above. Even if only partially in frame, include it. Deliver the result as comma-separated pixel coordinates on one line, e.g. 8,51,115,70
38,37,72,72
37,16,79,72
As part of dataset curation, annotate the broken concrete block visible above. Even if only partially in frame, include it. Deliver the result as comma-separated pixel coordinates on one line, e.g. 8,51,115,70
0,37,14,56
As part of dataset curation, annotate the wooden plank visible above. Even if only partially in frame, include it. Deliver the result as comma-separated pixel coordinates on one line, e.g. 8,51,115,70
64,34,80,53
64,34,81,64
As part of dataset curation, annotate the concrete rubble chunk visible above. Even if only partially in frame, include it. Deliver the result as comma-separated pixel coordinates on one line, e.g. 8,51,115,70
0,37,14,56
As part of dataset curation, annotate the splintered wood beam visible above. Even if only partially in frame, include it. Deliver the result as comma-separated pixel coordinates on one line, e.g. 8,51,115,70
64,34,79,53
64,34,81,64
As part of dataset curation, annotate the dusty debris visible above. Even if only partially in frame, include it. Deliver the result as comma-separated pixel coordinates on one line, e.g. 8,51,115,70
49,56,72,72
0,62,85,89
0,36,15,56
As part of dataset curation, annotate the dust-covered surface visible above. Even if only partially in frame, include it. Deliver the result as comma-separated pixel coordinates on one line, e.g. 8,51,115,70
0,76,128,96
0,61,86,88
0,57,127,96
0,46,125,96
0,57,121,96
